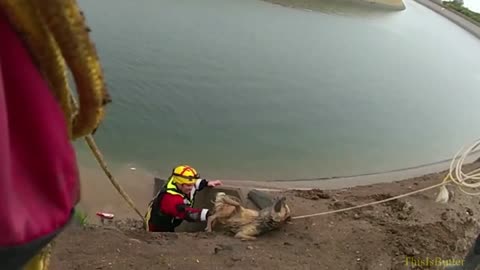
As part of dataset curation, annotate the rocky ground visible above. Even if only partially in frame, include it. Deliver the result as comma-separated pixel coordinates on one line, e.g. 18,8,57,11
50,163,480,270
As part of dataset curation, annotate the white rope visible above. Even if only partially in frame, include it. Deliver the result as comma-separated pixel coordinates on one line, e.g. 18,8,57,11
291,181,447,220
447,138,480,195
291,138,480,220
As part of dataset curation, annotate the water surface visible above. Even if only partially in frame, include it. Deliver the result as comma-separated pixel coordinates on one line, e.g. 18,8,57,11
75,0,480,181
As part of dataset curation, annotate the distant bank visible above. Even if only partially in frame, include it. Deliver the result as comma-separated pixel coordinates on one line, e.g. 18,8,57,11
413,0,480,39
261,0,406,11
261,0,480,37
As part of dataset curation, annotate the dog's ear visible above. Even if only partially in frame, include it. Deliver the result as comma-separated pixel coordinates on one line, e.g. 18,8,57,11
273,198,283,212
273,196,287,212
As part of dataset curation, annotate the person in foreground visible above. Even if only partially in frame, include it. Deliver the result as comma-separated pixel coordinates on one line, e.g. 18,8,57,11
145,165,223,232
0,9,80,270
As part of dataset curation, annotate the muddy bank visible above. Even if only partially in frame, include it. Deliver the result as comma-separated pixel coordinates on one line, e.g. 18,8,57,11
51,161,480,269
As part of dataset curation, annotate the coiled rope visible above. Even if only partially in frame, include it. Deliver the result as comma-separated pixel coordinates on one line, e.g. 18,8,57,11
290,138,480,220
1,0,144,220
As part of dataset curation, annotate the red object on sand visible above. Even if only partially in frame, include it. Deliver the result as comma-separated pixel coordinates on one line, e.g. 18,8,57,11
96,212,115,219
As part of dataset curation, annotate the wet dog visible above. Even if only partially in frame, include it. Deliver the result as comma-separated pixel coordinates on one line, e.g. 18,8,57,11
205,192,291,240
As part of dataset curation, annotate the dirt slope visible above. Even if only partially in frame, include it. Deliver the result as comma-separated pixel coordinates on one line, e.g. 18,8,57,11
50,164,480,270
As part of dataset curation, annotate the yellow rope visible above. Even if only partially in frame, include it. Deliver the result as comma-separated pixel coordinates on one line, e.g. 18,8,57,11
0,0,145,222
0,0,111,140
63,70,145,221
83,134,145,221
0,2,145,268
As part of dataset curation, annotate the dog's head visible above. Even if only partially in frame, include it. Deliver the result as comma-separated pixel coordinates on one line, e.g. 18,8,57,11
213,192,241,206
215,192,226,198
214,191,227,202
271,196,291,222
211,192,226,206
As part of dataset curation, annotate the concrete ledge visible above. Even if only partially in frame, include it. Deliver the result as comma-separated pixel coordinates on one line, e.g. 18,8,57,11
366,0,406,10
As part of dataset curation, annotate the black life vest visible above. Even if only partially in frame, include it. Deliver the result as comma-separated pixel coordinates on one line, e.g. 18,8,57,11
145,177,194,231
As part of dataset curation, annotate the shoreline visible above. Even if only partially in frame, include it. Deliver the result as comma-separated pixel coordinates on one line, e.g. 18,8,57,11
413,0,480,39
260,0,406,12
225,150,480,190
78,148,480,191
75,148,480,222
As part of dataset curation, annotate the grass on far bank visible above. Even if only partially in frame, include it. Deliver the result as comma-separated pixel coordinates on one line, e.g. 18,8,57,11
443,1,480,25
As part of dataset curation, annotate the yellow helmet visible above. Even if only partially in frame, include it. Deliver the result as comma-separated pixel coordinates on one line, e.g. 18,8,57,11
171,165,199,185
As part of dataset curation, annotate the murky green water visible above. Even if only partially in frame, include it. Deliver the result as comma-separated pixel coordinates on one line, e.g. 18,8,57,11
75,0,480,181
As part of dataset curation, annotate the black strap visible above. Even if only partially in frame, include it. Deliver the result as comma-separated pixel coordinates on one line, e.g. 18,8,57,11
147,180,198,231
0,209,73,270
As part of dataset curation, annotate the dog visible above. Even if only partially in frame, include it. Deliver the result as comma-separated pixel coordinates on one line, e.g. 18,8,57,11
205,192,291,240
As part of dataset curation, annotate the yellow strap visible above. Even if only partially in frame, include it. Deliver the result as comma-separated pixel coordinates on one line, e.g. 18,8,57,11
165,178,181,196
165,178,195,205
23,244,52,270
144,203,152,231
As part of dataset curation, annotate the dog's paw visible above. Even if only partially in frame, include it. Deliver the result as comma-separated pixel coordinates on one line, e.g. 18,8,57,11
235,232,256,241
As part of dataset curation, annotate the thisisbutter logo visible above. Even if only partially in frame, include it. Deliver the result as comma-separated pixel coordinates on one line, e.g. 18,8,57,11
405,256,464,267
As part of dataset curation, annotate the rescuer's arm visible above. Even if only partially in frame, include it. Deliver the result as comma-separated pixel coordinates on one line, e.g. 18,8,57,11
195,179,222,191
160,193,209,222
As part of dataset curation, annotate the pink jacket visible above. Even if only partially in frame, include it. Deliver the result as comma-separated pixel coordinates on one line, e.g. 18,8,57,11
0,9,79,247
